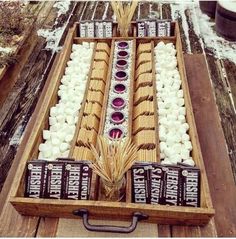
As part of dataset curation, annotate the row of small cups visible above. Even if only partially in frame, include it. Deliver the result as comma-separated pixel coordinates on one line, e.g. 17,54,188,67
105,41,133,140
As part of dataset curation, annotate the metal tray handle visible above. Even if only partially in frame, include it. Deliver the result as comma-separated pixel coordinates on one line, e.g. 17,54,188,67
73,209,148,233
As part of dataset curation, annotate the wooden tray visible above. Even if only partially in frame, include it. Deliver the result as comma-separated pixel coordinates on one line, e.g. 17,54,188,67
10,22,214,226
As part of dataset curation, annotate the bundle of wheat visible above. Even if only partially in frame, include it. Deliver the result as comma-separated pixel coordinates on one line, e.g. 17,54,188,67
111,1,138,37
89,135,137,199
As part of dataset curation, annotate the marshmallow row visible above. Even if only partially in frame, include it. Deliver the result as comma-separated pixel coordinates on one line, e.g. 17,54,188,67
38,42,94,161
154,41,194,166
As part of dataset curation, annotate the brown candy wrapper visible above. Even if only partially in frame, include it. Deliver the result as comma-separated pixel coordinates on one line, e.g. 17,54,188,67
150,164,165,205
80,163,92,200
181,167,201,207
25,160,46,198
156,20,171,37
162,166,181,206
45,161,65,199
64,162,82,200
131,163,151,204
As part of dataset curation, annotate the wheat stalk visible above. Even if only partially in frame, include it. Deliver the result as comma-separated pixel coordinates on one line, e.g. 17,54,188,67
111,1,138,37
89,135,137,199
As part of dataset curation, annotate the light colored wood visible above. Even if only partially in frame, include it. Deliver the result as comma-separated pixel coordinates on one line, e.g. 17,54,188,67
56,219,158,237
151,40,160,162
10,197,214,225
0,66,7,81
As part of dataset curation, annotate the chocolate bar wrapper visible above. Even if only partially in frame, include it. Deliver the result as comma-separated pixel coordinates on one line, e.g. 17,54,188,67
103,21,113,38
162,166,181,206
45,161,65,199
80,21,95,38
131,163,151,204
146,20,157,37
150,164,165,205
137,21,146,37
79,162,92,200
156,20,171,37
95,21,104,38
25,160,46,198
181,167,201,207
64,162,82,200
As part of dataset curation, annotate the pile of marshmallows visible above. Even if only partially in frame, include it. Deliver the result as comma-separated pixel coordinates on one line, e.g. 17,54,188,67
154,42,194,166
38,42,94,161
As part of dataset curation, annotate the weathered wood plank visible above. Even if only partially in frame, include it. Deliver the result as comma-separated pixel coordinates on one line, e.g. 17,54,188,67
184,54,236,237
158,225,171,237
36,218,59,237
56,219,158,237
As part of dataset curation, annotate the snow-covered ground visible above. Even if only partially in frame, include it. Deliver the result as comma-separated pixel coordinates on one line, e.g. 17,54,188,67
170,1,236,64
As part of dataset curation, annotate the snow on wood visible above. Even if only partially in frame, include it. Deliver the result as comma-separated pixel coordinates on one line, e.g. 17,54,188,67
170,1,236,64
0,47,12,54
53,0,70,18
102,2,109,20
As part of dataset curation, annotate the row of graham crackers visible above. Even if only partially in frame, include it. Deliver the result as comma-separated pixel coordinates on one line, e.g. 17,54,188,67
74,42,111,161
133,42,157,163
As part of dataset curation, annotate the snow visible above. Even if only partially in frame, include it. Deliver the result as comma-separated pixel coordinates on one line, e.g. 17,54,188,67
170,1,236,64
37,27,64,52
37,1,72,52
0,47,12,54
53,0,70,18
9,124,24,146
218,0,236,12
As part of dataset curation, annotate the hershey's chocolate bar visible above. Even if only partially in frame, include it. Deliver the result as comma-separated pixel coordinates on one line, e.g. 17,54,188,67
137,21,146,37
146,20,157,37
150,164,164,205
156,20,171,37
25,161,46,198
181,168,201,207
162,166,181,206
64,162,82,200
95,21,104,38
80,21,95,38
131,164,150,204
45,162,64,199
103,21,113,37
80,163,92,200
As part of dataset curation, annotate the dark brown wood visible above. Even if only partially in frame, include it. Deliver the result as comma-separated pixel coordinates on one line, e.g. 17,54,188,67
184,54,236,237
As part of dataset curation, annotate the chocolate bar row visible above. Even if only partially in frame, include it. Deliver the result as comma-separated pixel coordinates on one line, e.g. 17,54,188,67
79,20,113,38
131,163,200,207
25,160,92,200
137,19,172,37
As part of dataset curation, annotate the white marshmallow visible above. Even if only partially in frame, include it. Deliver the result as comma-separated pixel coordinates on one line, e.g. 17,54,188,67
183,158,195,166
43,130,51,140
65,134,73,143
60,142,69,152
50,107,57,117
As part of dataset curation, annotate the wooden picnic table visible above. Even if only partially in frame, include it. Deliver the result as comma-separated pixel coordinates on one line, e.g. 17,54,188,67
0,1,236,237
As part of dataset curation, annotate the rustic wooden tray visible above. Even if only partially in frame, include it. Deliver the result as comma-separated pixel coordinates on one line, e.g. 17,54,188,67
10,22,214,227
